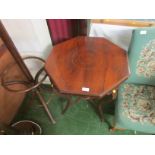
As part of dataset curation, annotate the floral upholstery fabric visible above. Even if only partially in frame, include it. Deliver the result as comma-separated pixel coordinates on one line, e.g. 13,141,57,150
136,40,155,78
115,27,155,134
115,83,155,133
126,27,155,86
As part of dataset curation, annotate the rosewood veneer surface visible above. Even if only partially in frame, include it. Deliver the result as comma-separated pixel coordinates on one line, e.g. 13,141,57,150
45,36,130,97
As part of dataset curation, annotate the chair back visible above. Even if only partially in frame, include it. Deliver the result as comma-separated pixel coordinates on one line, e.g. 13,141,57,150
126,27,155,86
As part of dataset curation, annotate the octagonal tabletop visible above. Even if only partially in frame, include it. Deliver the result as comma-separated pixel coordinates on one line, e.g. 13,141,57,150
45,36,130,97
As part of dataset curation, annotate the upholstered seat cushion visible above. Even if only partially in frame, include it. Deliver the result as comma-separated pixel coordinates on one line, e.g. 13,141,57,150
115,83,155,134
126,27,155,86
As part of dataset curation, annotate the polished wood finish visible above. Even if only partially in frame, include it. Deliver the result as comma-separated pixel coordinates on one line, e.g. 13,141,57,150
0,21,32,125
45,36,130,97
0,39,27,125
91,19,155,27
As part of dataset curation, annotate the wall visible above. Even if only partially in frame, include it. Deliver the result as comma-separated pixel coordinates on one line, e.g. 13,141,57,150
1,20,137,84
89,23,136,51
1,19,53,83
1,19,52,58
2,20,137,56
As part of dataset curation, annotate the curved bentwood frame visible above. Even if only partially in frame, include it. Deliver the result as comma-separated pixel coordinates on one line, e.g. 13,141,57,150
0,21,56,124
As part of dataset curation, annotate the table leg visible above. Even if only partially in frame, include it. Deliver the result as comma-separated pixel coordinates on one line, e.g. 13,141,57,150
98,102,104,122
62,96,72,114
97,96,114,129
62,96,81,114
88,96,114,129
88,99,105,121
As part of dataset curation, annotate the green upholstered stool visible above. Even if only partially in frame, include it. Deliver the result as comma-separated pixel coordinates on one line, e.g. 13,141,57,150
115,83,155,134
114,27,155,134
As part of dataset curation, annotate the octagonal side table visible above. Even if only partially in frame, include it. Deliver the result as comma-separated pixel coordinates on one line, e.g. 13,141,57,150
45,36,130,122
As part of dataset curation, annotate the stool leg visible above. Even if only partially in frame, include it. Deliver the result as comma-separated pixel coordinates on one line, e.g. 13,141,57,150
36,89,56,124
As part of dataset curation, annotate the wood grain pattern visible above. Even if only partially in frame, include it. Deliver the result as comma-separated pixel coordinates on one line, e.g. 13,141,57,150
45,36,130,97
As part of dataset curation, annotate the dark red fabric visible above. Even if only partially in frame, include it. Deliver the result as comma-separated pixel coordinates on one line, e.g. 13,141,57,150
47,19,87,45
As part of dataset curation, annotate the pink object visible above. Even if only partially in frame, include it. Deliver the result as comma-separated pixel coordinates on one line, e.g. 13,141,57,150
47,19,87,45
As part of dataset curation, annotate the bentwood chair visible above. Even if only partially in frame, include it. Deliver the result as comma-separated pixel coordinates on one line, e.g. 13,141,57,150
114,27,155,134
1,56,56,124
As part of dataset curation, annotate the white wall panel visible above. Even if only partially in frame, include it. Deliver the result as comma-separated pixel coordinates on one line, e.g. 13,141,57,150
1,19,53,83
89,23,136,51
1,19,52,58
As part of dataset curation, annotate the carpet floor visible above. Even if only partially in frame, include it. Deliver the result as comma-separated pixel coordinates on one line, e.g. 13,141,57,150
12,85,146,135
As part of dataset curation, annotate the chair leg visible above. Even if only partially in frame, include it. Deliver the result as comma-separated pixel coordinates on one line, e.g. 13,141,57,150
36,89,56,124
110,127,126,132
